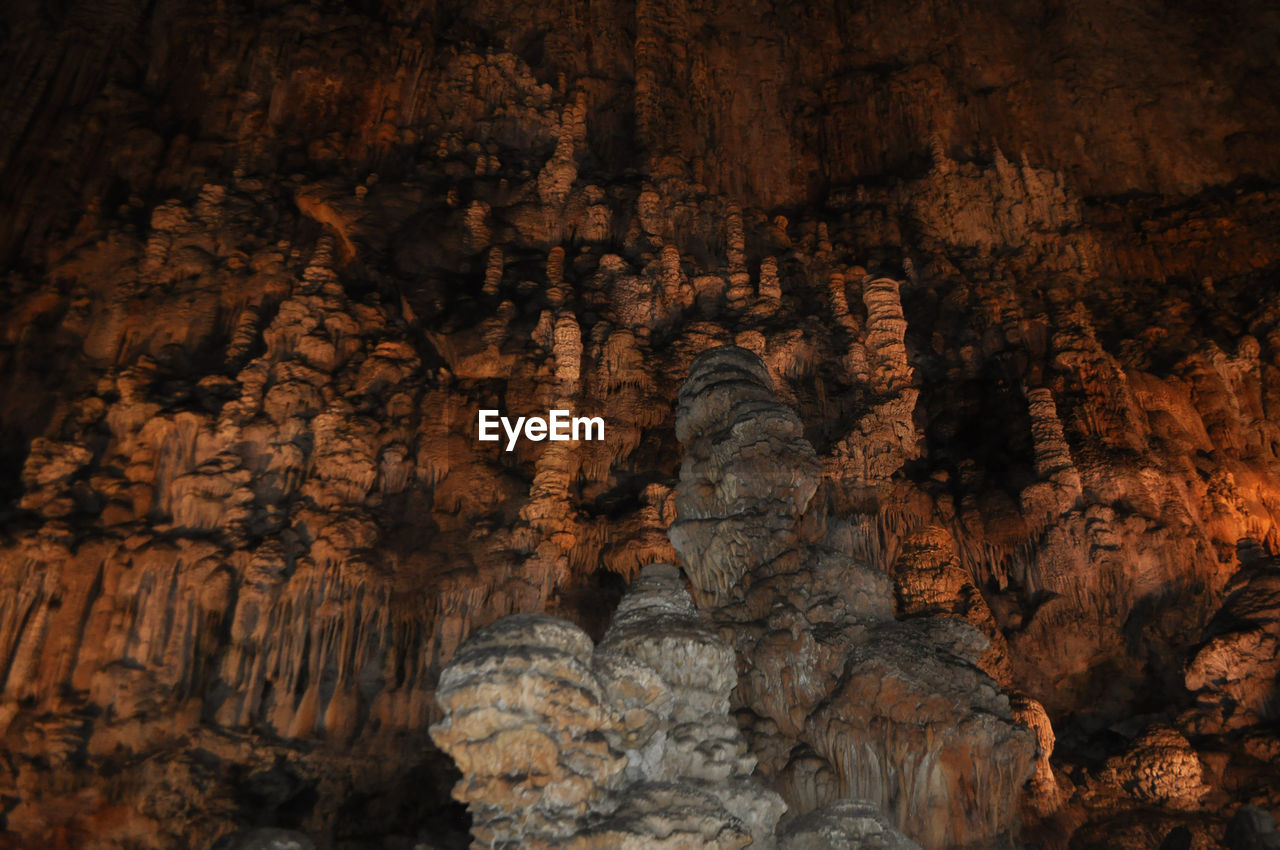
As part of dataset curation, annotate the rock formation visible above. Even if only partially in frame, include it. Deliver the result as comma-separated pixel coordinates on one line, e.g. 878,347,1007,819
777,800,921,850
1184,551,1280,734
429,563,793,849
671,346,1036,849
0,0,1278,846
430,561,935,850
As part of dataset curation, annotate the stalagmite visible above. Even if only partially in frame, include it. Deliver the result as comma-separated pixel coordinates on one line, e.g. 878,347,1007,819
671,346,1036,849
862,278,912,394
754,256,782,315
0,4,1278,844
778,799,921,850
725,204,753,310
429,614,625,847
1022,386,1084,524
431,564,784,849
1101,725,1209,809
1184,555,1280,733
828,277,922,489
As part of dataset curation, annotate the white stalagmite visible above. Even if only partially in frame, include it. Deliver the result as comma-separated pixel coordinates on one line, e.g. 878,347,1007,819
431,564,785,849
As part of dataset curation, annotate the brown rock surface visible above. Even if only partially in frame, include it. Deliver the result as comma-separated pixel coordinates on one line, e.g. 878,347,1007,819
0,0,1277,846
1184,553,1280,733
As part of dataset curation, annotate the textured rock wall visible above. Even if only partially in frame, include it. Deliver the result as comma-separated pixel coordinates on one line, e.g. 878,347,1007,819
431,562,929,850
670,346,1036,849
430,564,790,849
0,0,1278,846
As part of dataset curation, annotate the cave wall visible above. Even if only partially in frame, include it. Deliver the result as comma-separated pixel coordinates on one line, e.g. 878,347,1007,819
0,0,1278,846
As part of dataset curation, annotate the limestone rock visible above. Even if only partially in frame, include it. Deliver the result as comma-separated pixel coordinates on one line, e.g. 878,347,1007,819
804,620,1035,848
1228,806,1280,850
672,346,1036,849
0,1,1278,845
1103,725,1209,810
1185,558,1280,733
777,799,921,850
670,346,822,603
569,782,752,850
430,614,624,846
432,565,784,849
226,828,317,850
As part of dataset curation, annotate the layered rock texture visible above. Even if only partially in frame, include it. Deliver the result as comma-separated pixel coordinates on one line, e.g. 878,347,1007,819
430,563,795,849
431,562,932,850
0,0,1279,846
670,346,1036,848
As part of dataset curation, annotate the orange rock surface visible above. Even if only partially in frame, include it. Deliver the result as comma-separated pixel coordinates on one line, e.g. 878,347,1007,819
0,0,1277,846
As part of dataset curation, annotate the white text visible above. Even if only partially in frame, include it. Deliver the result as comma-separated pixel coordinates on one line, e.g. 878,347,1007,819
478,409,605,450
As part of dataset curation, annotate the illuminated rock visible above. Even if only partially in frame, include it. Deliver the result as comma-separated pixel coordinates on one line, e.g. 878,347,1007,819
431,564,784,849
0,1,1276,844
672,345,1036,849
